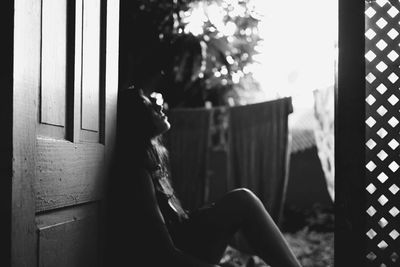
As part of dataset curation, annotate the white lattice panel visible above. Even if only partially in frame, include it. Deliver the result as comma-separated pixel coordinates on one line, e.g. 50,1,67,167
365,1,400,266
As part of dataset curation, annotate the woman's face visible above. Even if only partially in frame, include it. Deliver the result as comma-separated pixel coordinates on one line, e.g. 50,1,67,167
142,92,171,136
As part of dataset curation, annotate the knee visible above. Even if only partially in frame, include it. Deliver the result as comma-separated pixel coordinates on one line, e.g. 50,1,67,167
229,188,259,206
215,188,262,222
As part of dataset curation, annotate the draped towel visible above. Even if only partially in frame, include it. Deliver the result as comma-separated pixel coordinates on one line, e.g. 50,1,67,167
228,98,292,222
165,108,211,211
166,98,292,223
313,86,335,202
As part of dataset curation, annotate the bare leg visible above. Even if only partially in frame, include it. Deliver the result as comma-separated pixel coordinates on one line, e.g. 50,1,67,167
220,188,302,267
192,188,302,267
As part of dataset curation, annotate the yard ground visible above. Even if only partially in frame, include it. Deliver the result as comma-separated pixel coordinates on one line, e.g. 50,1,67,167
220,204,334,267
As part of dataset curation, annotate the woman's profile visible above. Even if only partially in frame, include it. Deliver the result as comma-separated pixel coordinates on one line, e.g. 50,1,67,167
105,87,302,267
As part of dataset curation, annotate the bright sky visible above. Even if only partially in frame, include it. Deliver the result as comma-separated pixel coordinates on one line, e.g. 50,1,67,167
252,0,338,109
184,0,338,109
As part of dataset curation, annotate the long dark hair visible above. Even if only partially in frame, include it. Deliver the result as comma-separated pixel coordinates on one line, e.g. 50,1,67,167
113,86,187,219
104,87,175,265
116,86,168,169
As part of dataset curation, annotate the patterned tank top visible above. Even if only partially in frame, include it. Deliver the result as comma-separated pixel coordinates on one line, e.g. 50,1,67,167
149,164,188,226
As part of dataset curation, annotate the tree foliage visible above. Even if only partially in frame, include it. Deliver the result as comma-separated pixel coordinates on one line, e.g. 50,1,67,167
125,0,262,108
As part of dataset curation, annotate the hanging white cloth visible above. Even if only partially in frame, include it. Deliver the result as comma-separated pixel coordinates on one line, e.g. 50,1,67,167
313,85,335,202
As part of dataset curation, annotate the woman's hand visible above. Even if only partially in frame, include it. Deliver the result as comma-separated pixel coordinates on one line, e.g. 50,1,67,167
139,170,226,267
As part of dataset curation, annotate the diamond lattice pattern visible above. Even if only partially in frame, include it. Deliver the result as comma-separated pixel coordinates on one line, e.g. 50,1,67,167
365,1,400,266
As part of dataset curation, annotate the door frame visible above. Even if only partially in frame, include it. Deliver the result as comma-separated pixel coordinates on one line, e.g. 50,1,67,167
0,1,14,266
336,1,366,266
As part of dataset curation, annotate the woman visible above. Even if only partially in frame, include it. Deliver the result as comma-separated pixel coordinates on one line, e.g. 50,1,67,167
105,87,302,267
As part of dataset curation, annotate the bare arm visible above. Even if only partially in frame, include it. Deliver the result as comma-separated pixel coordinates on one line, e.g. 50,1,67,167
138,170,220,267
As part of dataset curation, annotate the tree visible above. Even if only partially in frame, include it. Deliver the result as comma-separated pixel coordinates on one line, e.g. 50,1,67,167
124,0,262,108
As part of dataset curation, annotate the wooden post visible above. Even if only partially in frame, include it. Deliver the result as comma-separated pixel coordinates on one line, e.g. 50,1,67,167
336,1,366,266
0,1,14,266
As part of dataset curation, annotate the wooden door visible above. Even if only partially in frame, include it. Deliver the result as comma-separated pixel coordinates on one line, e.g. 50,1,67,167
12,0,119,266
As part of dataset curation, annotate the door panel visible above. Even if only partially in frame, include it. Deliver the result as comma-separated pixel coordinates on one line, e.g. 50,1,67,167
35,0,105,214
36,203,100,267
81,0,101,134
12,0,120,266
38,217,99,267
35,138,105,212
40,0,67,129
